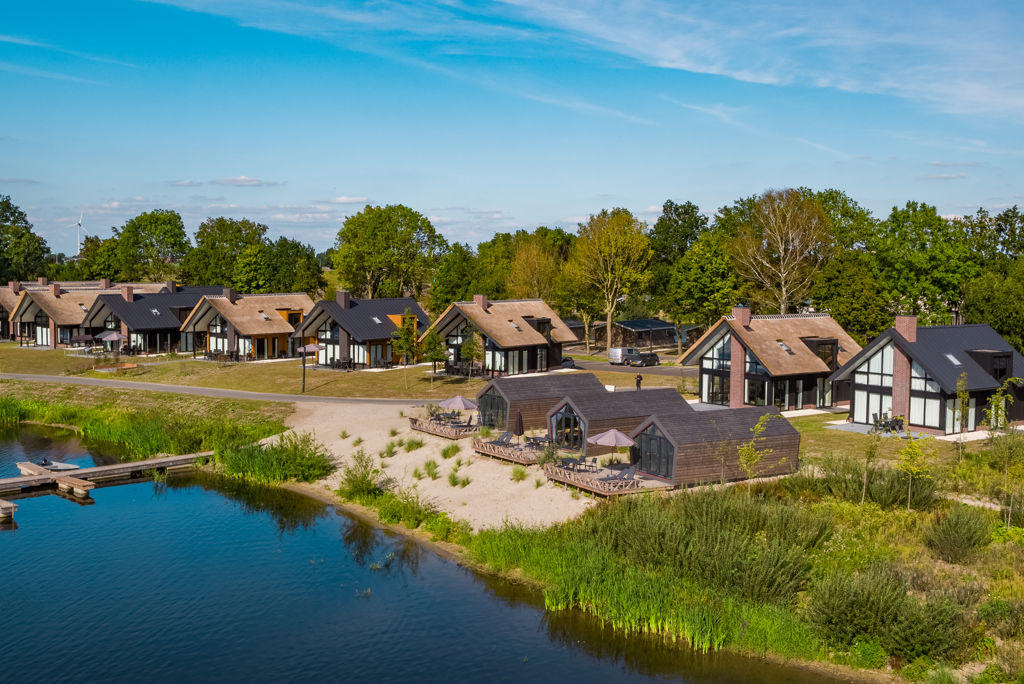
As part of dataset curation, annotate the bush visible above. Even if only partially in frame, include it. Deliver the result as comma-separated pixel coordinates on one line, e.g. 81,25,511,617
926,666,959,684
978,598,1024,639
511,466,527,483
807,564,907,648
901,657,934,682
215,432,334,484
849,636,888,669
924,505,993,563
376,487,435,529
535,443,560,466
887,596,968,663
423,512,471,544
440,444,460,459
337,448,386,502
799,456,939,509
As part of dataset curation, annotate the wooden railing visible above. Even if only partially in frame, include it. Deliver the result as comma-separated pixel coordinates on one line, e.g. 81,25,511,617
542,463,646,495
408,417,476,440
471,439,539,465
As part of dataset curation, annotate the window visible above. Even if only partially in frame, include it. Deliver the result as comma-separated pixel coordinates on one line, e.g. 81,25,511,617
478,388,507,429
910,362,941,394
150,308,161,316
945,353,961,366
104,313,118,330
777,340,794,355
551,405,583,451
745,378,768,406
631,423,673,480
371,316,382,324
746,351,767,375
815,342,837,368
853,343,893,388
701,333,731,370
993,355,1010,381
258,311,271,321
703,373,729,405
508,320,521,331
79,304,88,312
209,316,224,335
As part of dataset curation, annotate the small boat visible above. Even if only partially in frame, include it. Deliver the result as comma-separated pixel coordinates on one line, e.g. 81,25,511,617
36,458,80,472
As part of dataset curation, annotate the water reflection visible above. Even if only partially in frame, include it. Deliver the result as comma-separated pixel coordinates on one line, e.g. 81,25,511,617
166,472,329,535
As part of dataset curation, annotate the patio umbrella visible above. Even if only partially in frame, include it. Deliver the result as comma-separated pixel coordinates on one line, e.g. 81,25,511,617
439,395,478,411
513,410,524,444
96,330,126,342
299,343,325,394
586,428,636,448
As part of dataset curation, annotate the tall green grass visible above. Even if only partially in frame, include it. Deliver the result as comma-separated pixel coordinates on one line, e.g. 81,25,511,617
0,395,284,459
214,432,334,484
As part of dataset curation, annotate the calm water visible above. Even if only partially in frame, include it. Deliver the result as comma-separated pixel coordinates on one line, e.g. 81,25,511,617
0,428,844,683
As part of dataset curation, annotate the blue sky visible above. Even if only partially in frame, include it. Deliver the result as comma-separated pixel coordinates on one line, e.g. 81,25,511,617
2,0,1023,255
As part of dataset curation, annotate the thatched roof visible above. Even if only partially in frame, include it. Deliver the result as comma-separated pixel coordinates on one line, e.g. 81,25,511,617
180,293,314,336
425,298,575,348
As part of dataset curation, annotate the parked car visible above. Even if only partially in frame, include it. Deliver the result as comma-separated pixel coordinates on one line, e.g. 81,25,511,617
608,347,639,365
561,357,577,369
624,352,660,367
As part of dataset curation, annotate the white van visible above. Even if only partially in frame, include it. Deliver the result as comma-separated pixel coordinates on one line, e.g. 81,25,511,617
608,347,638,365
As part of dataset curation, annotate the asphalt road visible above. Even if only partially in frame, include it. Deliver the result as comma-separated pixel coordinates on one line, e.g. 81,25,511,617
571,359,697,378
0,373,422,405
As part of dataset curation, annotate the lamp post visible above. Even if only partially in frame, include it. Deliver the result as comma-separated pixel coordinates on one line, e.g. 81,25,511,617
298,343,324,393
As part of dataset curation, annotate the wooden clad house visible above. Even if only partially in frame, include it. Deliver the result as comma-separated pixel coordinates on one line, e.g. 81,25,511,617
422,295,576,376
179,289,314,360
289,291,429,368
629,406,800,486
546,388,693,457
81,283,222,354
678,306,861,410
7,280,163,348
476,372,606,432
829,316,1024,434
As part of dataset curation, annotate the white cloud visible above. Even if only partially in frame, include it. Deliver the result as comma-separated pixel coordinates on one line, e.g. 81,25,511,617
0,177,41,184
661,96,747,128
642,205,661,213
210,175,281,187
0,60,97,84
0,34,137,67
168,179,203,187
328,195,368,204
929,161,980,167
925,173,968,180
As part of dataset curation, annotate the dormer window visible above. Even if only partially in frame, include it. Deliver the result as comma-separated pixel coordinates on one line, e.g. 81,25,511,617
259,311,271,321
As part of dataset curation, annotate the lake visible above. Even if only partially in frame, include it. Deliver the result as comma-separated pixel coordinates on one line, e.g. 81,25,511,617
0,427,844,683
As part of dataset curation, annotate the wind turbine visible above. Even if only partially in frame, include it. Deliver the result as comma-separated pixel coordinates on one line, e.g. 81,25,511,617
69,212,83,256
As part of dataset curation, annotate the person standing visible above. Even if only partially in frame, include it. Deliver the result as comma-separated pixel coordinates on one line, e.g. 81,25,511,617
635,372,643,391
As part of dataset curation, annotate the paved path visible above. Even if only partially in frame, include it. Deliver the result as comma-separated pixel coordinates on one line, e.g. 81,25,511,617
0,373,421,405
572,359,696,378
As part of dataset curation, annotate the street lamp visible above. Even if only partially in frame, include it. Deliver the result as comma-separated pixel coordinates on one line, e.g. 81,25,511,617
298,343,325,393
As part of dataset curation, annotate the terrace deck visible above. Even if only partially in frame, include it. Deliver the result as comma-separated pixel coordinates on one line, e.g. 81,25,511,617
542,462,672,497
471,438,540,465
408,417,476,440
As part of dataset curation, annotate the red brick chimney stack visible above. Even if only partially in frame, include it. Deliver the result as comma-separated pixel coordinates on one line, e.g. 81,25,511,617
50,283,60,297
473,294,490,312
8,281,19,294
100,278,111,289
37,277,47,286
121,286,134,302
336,290,351,309
895,315,917,342
732,305,751,327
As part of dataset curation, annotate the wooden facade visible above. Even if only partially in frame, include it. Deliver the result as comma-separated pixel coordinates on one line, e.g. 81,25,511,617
476,373,606,432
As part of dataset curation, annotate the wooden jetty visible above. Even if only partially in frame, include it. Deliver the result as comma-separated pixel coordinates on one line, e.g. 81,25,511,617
0,499,17,522
0,452,211,498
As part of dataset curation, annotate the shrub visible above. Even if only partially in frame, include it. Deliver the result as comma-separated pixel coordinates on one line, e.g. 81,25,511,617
511,466,527,483
423,512,471,544
807,564,907,648
886,596,968,662
901,657,934,682
404,438,425,452
337,448,386,502
926,666,959,684
388,428,398,437
376,487,435,529
536,443,560,466
352,437,363,446
423,459,439,480
477,426,492,438
440,444,460,459
924,505,993,563
849,636,888,669
978,598,1024,639
215,432,333,484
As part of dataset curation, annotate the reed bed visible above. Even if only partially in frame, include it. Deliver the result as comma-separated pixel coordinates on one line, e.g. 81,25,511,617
214,432,334,484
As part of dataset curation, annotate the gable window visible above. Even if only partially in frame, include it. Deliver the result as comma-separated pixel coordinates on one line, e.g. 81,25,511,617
478,387,507,429
104,313,118,330
209,315,224,335
853,342,893,388
701,333,731,370
631,423,673,480
551,404,583,451
745,351,767,375
909,361,942,429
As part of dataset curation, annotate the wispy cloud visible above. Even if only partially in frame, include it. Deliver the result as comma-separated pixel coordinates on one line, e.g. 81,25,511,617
0,34,137,68
0,177,41,184
327,195,367,204
660,95,746,127
0,60,96,84
929,161,980,167
210,175,281,187
925,173,968,180
168,179,202,187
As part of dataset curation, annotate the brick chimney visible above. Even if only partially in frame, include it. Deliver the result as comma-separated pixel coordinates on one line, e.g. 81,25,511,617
165,281,177,293
100,278,111,289
731,305,751,327
336,290,351,309
121,286,134,302
473,294,490,312
37,277,48,286
50,283,61,297
222,287,237,303
8,281,19,294
894,315,918,343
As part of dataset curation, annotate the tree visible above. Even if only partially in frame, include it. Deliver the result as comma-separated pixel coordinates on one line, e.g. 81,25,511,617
0,195,50,282
732,188,831,313
390,308,422,390
181,217,268,287
473,233,515,300
112,209,190,281
862,430,882,505
331,204,445,298
666,229,741,330
232,243,272,293
552,264,602,355
963,260,1024,352
952,372,971,463
649,199,709,313
460,326,483,379
421,329,447,387
266,237,326,296
811,251,890,345
737,412,776,496
804,187,876,250
505,235,559,300
429,242,478,314
896,436,935,511
567,208,652,355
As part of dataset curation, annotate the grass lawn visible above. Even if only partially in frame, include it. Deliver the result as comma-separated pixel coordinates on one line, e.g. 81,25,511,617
0,344,98,375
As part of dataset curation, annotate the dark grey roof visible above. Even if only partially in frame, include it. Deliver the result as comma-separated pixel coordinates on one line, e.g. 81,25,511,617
90,287,222,331
831,324,1024,393
478,372,605,402
293,297,429,341
553,387,692,422
637,406,797,446
615,318,684,332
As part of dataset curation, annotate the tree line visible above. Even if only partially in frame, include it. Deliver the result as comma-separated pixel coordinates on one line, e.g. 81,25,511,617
3,190,1023,353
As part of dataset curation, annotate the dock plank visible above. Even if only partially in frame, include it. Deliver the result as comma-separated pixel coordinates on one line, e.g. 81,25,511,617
0,452,211,494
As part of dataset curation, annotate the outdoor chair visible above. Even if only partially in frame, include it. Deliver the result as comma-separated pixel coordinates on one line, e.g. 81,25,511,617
559,457,581,471
490,431,513,446
599,466,637,483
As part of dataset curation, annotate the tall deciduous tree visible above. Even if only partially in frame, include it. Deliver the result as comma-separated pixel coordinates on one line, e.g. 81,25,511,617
962,259,1024,352
649,199,708,310
505,235,559,300
552,261,603,355
181,217,268,287
429,242,478,314
112,209,190,281
266,237,326,296
331,204,445,298
811,251,890,345
666,229,741,330
421,328,447,387
732,188,830,314
0,194,50,282
567,208,652,355
391,308,422,389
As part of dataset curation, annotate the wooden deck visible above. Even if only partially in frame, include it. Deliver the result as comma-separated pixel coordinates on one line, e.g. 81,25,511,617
408,417,476,440
542,463,672,496
471,438,539,465
0,499,17,521
0,452,211,496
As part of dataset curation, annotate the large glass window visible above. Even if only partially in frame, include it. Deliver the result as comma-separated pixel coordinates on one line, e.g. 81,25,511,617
104,313,118,330
551,405,583,451
631,423,673,480
745,378,768,406
815,342,837,368
993,355,1010,381
701,333,731,370
317,321,341,364
853,343,893,387
478,388,507,429
911,362,941,393
703,373,730,405
746,351,767,375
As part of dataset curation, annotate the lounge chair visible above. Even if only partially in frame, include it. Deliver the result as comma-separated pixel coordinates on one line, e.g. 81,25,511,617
490,431,513,446
599,466,637,483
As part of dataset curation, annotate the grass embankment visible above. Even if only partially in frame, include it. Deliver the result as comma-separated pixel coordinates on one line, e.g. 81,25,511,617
214,432,334,485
